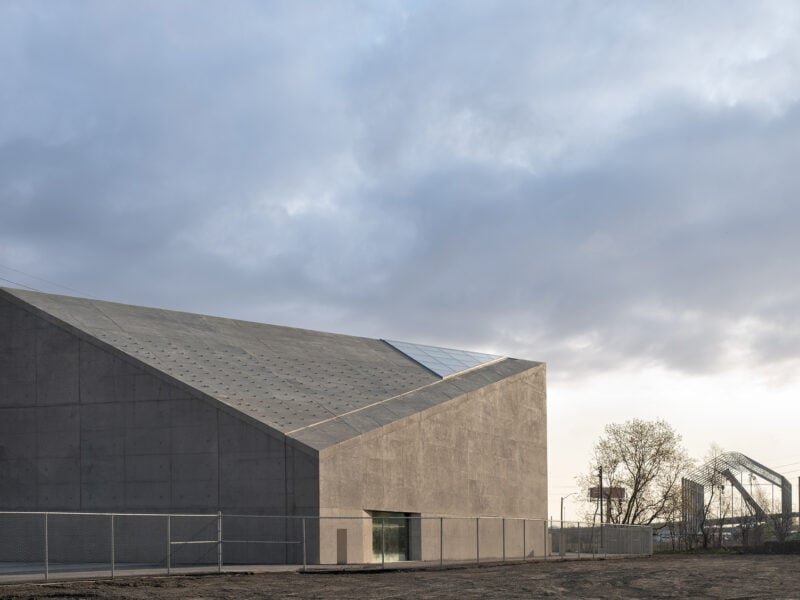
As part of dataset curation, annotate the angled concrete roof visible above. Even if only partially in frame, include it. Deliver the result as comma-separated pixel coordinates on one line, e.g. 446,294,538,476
1,288,542,450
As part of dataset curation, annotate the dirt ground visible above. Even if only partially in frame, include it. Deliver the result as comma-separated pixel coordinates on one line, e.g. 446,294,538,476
1,554,799,599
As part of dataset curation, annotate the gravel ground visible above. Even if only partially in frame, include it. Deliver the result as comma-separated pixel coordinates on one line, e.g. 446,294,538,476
1,554,799,599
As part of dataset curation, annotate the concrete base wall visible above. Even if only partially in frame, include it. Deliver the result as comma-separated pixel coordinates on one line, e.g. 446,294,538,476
315,516,548,565
0,512,312,565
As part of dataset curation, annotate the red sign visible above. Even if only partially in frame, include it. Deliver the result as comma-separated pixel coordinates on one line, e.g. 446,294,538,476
588,486,626,500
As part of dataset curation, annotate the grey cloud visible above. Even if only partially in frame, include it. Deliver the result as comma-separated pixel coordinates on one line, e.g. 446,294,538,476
335,102,800,374
2,1,800,379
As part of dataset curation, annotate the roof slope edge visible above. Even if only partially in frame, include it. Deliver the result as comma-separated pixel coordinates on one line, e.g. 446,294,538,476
0,288,316,455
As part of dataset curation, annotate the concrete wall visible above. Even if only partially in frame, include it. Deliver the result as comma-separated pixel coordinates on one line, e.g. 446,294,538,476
0,296,318,563
1,294,547,566
317,364,547,563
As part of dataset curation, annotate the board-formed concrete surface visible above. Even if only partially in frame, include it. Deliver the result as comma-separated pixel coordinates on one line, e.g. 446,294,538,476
0,294,318,518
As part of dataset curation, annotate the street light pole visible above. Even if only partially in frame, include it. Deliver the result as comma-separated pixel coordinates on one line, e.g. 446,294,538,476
561,492,578,524
599,466,604,525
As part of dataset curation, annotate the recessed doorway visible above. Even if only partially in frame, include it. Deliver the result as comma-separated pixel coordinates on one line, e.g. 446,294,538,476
371,511,410,562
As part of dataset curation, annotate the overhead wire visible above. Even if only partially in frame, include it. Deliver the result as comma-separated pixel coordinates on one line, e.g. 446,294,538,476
773,460,800,469
0,262,97,299
0,275,41,292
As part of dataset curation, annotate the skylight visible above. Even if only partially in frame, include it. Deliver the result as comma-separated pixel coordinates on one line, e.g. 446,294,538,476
384,339,502,378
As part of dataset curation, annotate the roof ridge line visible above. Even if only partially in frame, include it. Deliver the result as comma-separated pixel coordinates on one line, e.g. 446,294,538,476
284,357,509,436
441,355,506,379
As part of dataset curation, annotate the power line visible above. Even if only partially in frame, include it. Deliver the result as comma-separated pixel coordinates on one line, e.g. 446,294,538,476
0,262,96,299
754,452,800,465
0,275,41,292
774,460,800,469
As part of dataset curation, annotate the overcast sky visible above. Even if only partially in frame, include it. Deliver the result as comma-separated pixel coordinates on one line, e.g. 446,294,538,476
2,1,799,519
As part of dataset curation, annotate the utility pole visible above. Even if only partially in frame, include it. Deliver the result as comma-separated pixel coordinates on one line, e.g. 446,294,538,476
599,466,604,550
719,485,724,547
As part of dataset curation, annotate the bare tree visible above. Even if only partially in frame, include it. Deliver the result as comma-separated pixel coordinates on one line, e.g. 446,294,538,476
579,419,693,526
763,489,792,543
733,473,759,547
697,444,727,549
737,485,774,547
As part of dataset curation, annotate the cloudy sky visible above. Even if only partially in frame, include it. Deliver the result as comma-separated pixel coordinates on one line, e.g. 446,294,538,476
2,1,799,519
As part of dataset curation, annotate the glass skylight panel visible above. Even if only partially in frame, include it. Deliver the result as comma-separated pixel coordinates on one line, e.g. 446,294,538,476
384,340,502,378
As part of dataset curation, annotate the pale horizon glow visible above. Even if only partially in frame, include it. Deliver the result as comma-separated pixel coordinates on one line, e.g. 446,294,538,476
549,364,800,521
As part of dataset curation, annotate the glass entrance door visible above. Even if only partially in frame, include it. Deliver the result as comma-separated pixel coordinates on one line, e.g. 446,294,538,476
371,511,409,562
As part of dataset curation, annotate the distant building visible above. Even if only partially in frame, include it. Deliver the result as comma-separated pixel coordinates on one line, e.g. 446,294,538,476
0,288,547,564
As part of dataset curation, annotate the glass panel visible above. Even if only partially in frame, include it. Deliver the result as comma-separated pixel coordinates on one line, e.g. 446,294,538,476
371,511,409,562
384,340,501,378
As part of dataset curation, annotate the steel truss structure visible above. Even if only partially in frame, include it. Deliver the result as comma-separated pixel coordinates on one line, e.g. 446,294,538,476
682,451,792,529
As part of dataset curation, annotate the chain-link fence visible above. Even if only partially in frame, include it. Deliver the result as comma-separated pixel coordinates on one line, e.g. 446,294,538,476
549,520,652,557
0,512,652,582
652,514,800,552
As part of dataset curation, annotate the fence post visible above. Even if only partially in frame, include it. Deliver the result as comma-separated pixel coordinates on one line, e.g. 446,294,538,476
381,518,385,570
167,515,171,575
44,512,49,581
476,518,480,564
543,520,548,561
302,518,307,572
502,518,506,562
217,511,223,573
439,517,443,568
523,519,526,560
577,522,581,559
110,514,115,579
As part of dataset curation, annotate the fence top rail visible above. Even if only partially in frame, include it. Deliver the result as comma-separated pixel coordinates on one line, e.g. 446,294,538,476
0,510,652,530
226,515,552,522
0,511,219,518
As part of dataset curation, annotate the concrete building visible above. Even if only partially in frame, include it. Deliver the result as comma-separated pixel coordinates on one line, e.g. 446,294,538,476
0,288,547,564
